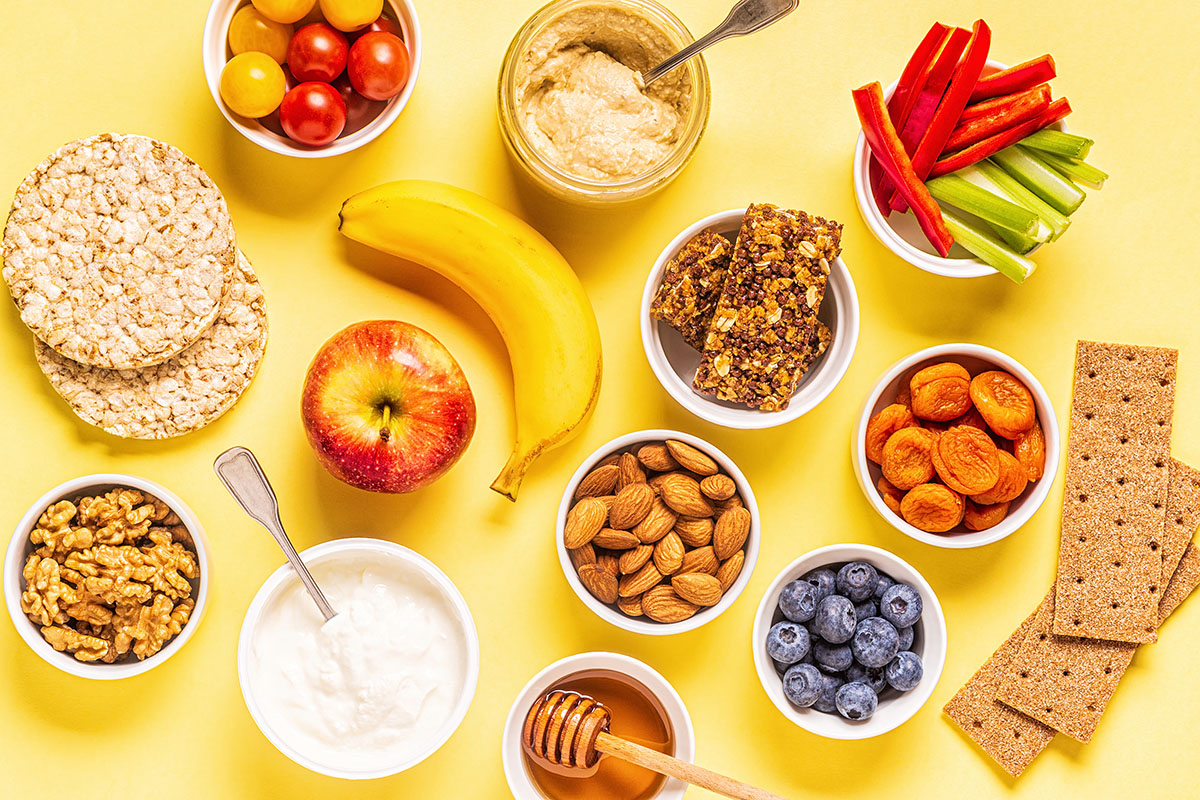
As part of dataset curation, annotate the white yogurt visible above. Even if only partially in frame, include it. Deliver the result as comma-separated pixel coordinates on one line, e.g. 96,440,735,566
249,550,468,773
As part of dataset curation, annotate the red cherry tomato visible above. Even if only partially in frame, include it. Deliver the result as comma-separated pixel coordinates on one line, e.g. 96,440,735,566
354,16,403,40
347,32,410,101
332,73,381,133
286,23,349,83
280,82,347,146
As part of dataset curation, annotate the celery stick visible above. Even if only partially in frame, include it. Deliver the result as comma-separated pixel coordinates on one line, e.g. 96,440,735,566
974,159,1072,240
1020,129,1094,159
939,205,1037,284
926,175,1038,236
988,220,1039,255
1033,148,1109,189
992,146,1086,215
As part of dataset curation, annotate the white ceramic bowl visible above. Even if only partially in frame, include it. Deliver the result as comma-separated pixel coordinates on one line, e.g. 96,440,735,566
501,651,695,800
3,474,211,680
202,0,422,158
752,544,947,739
853,343,1060,548
852,60,1065,277
556,430,759,635
237,538,479,779
641,208,860,429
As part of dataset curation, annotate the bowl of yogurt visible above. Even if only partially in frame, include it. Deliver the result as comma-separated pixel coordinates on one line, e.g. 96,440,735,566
237,538,479,779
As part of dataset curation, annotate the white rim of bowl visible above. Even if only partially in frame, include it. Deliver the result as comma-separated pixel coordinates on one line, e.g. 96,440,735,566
640,208,861,429
3,474,211,680
556,429,759,635
751,544,947,739
236,538,480,779
852,343,1060,548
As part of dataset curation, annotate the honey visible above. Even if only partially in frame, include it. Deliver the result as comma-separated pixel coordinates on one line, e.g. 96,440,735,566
524,671,674,800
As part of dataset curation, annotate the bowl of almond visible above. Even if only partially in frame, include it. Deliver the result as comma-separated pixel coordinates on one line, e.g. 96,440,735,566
556,430,760,635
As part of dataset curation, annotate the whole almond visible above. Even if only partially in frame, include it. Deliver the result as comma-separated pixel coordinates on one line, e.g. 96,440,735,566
633,497,676,543
665,440,719,476
576,464,619,499
715,494,744,511
699,474,736,501
617,452,646,490
642,585,700,623
618,544,653,574
671,573,722,606
617,594,644,617
564,498,607,549
568,542,596,571
596,550,620,578
577,564,618,604
637,443,679,472
593,528,639,550
659,473,714,518
679,546,719,576
595,495,617,512
618,562,663,597
597,453,621,468
713,506,751,560
609,483,654,530
716,550,745,592
675,516,713,548
652,532,685,575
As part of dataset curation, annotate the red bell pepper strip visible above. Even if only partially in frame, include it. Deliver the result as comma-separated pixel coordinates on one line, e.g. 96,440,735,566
930,97,1072,178
959,83,1051,122
853,82,953,257
889,19,992,212
969,55,1056,103
943,87,1050,152
869,22,952,215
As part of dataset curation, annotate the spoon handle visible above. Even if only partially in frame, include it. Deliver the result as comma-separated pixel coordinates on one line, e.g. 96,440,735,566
214,446,337,622
596,732,789,800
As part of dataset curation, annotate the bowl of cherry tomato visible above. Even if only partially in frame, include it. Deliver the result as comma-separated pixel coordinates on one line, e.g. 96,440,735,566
203,0,420,157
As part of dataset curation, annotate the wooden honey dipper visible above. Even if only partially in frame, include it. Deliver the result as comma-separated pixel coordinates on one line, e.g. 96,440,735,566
524,690,790,800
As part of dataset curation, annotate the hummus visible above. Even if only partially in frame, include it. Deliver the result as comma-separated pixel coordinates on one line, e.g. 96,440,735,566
515,4,692,182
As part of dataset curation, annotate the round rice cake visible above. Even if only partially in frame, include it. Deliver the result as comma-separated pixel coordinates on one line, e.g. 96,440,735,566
35,251,267,439
2,133,235,369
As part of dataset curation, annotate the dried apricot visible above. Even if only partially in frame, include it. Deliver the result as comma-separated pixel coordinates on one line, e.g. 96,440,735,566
970,370,1036,439
921,404,990,436
910,362,972,422
970,451,1028,504
932,425,1001,495
964,499,1010,531
881,427,937,490
1013,418,1046,481
865,404,917,463
877,477,905,516
895,376,913,410
900,483,965,533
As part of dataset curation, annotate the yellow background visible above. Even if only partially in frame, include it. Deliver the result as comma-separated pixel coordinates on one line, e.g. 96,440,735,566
2,0,1198,796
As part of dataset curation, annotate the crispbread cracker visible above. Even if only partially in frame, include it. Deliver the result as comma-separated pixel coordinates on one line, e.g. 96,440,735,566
1161,460,1200,589
2,133,235,369
1052,341,1177,643
1160,543,1200,622
35,251,266,439
943,599,1057,778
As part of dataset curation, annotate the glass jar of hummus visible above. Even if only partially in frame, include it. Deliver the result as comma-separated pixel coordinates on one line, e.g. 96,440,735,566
498,0,710,204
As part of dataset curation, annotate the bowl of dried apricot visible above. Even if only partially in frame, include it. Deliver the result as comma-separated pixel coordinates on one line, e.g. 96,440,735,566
853,344,1060,548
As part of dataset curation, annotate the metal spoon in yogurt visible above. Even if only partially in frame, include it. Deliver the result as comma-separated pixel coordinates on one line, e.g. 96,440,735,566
214,446,337,622
638,0,802,88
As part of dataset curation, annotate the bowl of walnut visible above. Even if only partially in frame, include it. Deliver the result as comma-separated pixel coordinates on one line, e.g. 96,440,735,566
556,429,760,635
3,474,209,679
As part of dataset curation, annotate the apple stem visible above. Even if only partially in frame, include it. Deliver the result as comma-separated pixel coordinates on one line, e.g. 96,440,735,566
380,404,392,442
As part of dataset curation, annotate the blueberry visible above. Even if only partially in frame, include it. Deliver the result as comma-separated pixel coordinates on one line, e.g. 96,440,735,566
854,600,878,621
851,617,901,668
846,662,888,694
835,681,878,721
812,595,856,644
886,651,924,691
813,640,854,673
782,663,823,708
880,584,923,628
773,658,789,675
873,572,896,600
812,672,844,713
766,621,811,665
836,561,879,603
897,625,914,651
778,579,820,623
802,568,837,602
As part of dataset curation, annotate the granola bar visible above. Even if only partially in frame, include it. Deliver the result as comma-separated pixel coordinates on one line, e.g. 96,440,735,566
649,230,732,350
692,204,842,411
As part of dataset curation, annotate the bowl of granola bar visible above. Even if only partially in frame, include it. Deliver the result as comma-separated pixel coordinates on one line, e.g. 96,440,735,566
641,205,859,429
3,474,209,679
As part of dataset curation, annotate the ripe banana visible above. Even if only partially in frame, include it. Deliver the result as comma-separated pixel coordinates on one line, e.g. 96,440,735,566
338,180,603,501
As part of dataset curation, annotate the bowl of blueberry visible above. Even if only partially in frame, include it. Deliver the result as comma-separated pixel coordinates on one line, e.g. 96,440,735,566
751,543,946,739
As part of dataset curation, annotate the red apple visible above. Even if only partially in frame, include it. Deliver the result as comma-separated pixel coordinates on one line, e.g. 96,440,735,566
301,321,476,493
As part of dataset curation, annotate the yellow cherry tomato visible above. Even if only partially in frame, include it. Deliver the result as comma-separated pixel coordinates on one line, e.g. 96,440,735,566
228,5,293,64
250,0,317,25
220,52,287,118
319,0,384,32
